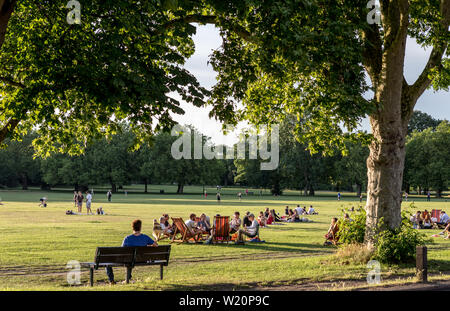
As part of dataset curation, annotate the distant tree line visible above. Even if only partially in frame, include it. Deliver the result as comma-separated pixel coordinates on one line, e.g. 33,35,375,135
0,111,448,196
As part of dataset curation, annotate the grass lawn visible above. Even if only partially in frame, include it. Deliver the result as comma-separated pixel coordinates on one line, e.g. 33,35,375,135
0,187,449,290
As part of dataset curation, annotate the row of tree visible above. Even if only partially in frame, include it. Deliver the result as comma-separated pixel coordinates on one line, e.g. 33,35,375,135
1,112,447,196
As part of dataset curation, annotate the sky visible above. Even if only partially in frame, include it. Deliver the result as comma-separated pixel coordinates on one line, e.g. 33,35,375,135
171,24,450,144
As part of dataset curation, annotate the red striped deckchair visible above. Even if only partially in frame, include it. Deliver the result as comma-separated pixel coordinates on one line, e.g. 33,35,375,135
212,216,231,243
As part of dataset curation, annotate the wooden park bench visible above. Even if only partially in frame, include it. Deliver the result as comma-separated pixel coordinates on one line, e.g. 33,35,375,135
81,245,171,286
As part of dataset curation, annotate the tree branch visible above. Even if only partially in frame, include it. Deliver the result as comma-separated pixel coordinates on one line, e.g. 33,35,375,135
0,0,15,50
152,14,257,44
0,118,19,143
361,24,383,86
409,0,450,100
0,76,25,88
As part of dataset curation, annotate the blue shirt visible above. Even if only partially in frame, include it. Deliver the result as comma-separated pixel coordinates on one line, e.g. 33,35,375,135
121,234,154,247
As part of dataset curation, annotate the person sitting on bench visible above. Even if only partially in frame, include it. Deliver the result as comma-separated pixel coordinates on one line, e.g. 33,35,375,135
236,213,259,243
106,219,158,284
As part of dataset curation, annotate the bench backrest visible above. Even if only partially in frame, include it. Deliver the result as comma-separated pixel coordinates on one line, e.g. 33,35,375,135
213,216,230,238
94,245,171,268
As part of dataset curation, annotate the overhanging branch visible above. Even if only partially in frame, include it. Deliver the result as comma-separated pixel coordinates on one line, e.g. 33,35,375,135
409,0,449,100
0,118,19,143
0,76,25,88
153,14,257,44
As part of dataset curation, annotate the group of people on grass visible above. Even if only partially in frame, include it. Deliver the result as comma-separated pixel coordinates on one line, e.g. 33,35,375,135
66,190,106,215
410,210,449,229
152,211,261,244
151,205,319,244
410,209,450,239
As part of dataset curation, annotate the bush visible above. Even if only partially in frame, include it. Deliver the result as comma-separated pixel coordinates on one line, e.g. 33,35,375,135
335,209,431,265
373,211,432,264
336,208,366,244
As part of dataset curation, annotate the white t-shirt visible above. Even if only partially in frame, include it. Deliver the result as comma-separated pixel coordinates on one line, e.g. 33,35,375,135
295,207,302,215
161,223,172,232
246,220,259,236
86,193,92,202
308,207,315,214
185,219,196,230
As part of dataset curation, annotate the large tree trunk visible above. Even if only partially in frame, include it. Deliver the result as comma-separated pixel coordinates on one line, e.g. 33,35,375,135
365,7,409,242
177,183,184,194
20,173,28,190
365,117,406,240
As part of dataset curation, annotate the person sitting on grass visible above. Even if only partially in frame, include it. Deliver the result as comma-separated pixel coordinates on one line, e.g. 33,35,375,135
243,211,252,228
185,213,203,235
39,197,47,208
258,211,267,227
96,207,105,215
288,209,299,222
106,219,158,285
344,213,353,222
308,205,317,215
271,209,282,222
324,218,339,246
198,213,211,235
266,211,273,225
422,211,433,229
287,205,292,216
264,208,270,218
287,209,294,220
444,223,450,240
414,211,423,229
236,213,259,244
436,211,450,229
159,216,173,236
162,214,173,231
230,211,242,234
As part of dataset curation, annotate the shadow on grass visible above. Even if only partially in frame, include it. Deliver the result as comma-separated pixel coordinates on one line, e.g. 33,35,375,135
199,241,333,255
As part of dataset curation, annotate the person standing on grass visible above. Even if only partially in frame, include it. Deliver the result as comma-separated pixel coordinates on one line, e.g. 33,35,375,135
216,192,221,203
107,190,112,202
106,219,157,285
245,188,249,196
85,191,93,215
77,191,84,213
238,192,242,201
73,191,78,208
427,191,431,202
337,192,341,201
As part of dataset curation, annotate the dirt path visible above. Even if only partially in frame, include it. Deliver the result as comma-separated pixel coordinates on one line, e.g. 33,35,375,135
251,275,450,291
